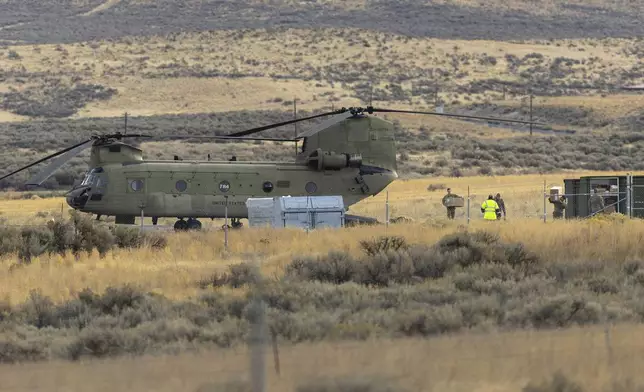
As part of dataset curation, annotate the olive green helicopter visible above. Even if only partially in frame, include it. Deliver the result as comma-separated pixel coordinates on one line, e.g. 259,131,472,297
0,106,537,230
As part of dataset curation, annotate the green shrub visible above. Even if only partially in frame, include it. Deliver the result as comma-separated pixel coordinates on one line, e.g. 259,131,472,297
0,212,168,261
284,230,541,287
297,377,406,392
523,371,583,392
286,252,359,284
198,262,262,289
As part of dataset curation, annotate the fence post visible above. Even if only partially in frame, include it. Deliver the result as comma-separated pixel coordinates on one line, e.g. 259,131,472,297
627,173,632,218
271,328,280,377
249,266,267,392
385,191,389,228
467,186,470,224
224,196,229,251
543,180,547,223
602,304,614,369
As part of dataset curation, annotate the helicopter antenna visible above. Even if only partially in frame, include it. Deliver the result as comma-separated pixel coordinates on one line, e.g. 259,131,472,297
369,81,373,107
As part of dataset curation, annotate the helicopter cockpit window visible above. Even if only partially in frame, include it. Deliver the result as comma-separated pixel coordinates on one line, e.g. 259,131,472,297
80,167,104,187
129,179,144,192
175,180,188,192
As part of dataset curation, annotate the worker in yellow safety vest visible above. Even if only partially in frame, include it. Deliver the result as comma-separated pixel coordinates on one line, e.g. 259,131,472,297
481,194,500,221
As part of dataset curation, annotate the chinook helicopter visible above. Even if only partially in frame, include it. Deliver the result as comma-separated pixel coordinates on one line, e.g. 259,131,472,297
0,106,539,230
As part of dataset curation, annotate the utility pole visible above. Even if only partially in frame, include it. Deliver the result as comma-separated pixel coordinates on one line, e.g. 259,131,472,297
293,97,298,157
529,93,533,137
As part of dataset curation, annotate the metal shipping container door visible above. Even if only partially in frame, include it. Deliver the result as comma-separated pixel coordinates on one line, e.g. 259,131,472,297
631,176,644,218
564,178,581,218
618,176,628,214
580,177,592,217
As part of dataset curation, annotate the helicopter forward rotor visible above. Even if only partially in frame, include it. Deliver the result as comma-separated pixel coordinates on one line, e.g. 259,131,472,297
0,133,151,185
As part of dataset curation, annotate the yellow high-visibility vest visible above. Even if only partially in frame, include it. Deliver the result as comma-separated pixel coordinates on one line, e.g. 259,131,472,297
481,199,499,220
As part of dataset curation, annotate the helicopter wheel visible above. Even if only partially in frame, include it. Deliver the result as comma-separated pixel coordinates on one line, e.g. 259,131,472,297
231,218,243,229
174,219,188,231
186,218,202,231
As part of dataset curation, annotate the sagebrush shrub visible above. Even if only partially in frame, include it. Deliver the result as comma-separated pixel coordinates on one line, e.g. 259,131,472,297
523,371,583,392
0,212,168,261
297,377,406,392
359,236,408,256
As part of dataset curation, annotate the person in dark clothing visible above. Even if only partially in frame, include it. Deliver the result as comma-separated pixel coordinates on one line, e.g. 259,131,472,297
549,195,567,220
494,193,506,220
442,188,460,219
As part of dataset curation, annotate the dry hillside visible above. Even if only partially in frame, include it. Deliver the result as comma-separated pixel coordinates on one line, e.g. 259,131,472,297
1,0,643,44
0,26,643,189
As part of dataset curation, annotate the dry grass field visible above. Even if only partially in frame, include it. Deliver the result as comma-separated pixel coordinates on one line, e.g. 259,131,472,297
0,171,638,305
2,1,644,389
2,324,644,392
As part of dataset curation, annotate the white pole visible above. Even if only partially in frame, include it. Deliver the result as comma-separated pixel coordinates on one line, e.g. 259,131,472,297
385,191,389,227
627,173,632,218
467,186,470,224
306,195,310,233
543,180,547,223
224,196,229,250
140,208,144,232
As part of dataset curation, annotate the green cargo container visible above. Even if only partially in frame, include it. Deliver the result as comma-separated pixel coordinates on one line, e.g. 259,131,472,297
562,175,632,219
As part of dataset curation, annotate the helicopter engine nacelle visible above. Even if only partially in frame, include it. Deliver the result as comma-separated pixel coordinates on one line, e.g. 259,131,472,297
306,148,362,171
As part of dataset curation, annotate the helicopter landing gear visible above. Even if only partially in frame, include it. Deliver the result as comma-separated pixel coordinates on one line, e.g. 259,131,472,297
174,218,202,231
186,218,202,231
221,218,243,230
231,218,243,229
174,219,188,231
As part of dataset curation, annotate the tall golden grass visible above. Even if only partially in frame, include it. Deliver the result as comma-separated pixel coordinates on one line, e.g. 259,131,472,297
2,324,643,392
0,172,640,305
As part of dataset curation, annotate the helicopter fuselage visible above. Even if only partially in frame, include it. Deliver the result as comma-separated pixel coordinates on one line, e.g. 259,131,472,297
66,159,397,223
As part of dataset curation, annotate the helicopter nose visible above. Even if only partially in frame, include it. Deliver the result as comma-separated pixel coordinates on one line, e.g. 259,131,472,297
66,187,90,209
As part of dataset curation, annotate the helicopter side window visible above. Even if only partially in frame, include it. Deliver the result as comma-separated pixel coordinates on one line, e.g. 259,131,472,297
129,179,144,192
262,181,274,193
305,181,317,194
175,180,188,192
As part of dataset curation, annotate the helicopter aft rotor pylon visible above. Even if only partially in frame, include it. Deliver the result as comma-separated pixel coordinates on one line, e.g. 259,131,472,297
0,106,544,230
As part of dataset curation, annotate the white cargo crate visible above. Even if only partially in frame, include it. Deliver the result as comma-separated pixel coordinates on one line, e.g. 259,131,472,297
246,196,345,229
245,197,276,227
274,196,345,229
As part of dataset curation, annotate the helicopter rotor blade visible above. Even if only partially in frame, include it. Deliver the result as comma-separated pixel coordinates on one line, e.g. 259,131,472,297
153,135,302,142
365,107,545,126
225,108,349,138
0,139,93,184
25,141,95,186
